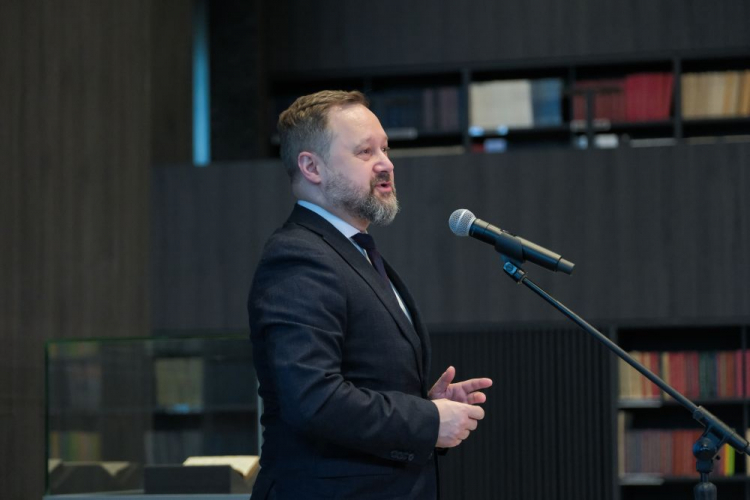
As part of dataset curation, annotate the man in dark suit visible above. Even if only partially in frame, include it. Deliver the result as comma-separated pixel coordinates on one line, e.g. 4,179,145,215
248,90,492,499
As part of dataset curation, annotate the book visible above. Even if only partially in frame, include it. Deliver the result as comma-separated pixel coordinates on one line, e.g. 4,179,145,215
572,79,626,124
531,78,563,126
624,72,673,121
469,79,533,131
154,357,205,409
184,455,260,480
738,70,750,116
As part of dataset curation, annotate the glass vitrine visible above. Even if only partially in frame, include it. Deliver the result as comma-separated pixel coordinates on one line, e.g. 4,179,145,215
45,334,260,498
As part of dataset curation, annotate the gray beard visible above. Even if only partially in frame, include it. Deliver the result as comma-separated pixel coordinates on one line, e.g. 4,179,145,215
323,170,400,226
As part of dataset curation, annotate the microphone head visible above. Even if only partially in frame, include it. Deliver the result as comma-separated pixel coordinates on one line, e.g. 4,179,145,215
449,209,476,237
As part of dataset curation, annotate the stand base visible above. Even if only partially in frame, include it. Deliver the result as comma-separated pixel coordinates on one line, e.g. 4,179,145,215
694,481,717,500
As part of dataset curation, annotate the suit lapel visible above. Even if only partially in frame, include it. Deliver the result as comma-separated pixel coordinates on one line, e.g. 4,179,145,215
384,259,432,395
288,205,426,383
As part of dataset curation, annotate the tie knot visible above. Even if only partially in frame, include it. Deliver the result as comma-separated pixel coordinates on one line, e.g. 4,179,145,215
351,232,377,251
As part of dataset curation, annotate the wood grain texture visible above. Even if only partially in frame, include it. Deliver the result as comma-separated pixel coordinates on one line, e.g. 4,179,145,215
150,0,193,164
0,1,151,497
430,325,614,500
266,0,750,73
152,142,750,331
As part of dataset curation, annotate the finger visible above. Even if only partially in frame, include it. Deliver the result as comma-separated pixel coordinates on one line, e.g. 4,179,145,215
467,392,487,405
467,405,485,420
429,366,456,395
454,377,493,393
467,419,478,431
459,429,471,440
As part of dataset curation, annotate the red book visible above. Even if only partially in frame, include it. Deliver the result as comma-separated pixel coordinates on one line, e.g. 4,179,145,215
724,351,735,398
735,350,743,397
624,72,673,121
673,430,688,476
680,352,691,397
671,352,683,397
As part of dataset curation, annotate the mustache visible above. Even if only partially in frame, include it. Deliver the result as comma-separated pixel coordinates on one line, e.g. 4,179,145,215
371,172,393,187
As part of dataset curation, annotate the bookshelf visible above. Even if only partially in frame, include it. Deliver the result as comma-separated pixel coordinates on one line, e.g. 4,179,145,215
267,50,750,156
614,324,750,500
45,335,260,496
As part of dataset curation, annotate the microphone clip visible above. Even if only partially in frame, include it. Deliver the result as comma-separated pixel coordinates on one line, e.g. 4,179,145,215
501,256,527,284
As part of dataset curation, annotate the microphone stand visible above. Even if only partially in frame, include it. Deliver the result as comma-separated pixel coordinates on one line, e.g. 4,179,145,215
498,256,750,500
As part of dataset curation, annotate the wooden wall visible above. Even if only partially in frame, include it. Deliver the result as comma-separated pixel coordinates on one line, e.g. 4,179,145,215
0,1,152,498
267,0,750,73
151,143,750,330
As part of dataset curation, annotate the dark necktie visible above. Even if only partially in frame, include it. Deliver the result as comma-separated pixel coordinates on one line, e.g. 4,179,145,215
351,233,389,285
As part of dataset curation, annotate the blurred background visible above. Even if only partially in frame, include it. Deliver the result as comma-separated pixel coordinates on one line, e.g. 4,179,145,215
2,1,750,499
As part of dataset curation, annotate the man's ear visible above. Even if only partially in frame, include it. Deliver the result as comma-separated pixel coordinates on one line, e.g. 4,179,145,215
297,151,323,184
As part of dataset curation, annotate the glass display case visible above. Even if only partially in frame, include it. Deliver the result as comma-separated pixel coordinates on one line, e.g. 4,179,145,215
44,334,260,498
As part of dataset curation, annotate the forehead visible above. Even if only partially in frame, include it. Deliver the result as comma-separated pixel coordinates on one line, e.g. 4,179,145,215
327,104,387,144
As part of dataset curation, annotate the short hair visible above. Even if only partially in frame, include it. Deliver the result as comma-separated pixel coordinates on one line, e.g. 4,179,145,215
277,90,369,181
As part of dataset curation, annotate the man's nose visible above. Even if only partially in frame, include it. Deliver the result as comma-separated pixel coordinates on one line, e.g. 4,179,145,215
376,151,394,172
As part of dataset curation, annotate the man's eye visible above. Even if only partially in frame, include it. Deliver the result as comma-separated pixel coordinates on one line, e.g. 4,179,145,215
360,148,371,155
382,147,390,156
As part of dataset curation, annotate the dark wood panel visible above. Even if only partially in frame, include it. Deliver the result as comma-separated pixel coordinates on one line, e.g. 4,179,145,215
209,0,270,160
430,325,615,500
151,142,750,330
383,144,750,325
150,161,295,330
150,0,193,164
266,0,750,73
0,1,151,497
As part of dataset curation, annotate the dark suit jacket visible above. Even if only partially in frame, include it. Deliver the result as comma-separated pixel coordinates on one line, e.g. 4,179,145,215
248,204,440,499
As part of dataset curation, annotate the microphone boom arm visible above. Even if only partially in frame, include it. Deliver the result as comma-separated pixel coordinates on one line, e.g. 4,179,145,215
499,257,749,500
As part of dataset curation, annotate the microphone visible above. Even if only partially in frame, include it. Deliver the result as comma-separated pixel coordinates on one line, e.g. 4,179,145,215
449,209,575,274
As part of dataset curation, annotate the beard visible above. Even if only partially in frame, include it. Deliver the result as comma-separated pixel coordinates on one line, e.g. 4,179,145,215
323,169,400,226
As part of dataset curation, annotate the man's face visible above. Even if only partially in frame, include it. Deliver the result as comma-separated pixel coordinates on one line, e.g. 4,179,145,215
319,104,399,227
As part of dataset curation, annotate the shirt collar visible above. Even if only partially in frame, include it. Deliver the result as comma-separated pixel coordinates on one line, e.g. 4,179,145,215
297,200,362,239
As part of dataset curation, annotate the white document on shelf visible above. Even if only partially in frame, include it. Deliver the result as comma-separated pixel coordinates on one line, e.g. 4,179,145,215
469,80,533,130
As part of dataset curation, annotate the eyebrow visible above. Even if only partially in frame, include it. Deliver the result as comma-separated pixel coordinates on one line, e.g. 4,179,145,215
354,135,388,148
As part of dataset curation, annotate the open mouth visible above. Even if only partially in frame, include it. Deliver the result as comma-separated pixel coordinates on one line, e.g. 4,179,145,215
375,181,392,193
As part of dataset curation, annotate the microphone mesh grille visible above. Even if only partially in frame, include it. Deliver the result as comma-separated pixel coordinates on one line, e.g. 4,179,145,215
449,209,475,236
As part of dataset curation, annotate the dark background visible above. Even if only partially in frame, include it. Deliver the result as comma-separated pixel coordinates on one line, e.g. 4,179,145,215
3,1,749,499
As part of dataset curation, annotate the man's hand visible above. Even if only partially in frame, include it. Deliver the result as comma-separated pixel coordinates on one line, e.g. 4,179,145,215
432,398,485,448
428,366,493,405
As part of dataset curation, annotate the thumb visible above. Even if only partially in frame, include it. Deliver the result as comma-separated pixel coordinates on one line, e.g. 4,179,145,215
430,366,456,395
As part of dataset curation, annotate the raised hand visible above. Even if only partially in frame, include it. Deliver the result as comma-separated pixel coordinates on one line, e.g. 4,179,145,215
428,366,493,405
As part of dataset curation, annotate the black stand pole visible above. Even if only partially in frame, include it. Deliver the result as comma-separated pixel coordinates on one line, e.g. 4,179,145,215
499,257,750,500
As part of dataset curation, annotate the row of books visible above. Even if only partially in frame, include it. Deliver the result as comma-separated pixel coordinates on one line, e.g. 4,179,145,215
620,350,748,401
369,86,461,133
619,427,736,477
48,360,104,412
572,72,674,124
144,429,255,464
682,71,750,118
49,355,254,415
49,431,102,461
273,87,462,138
469,78,563,131
144,429,203,464
154,357,205,409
